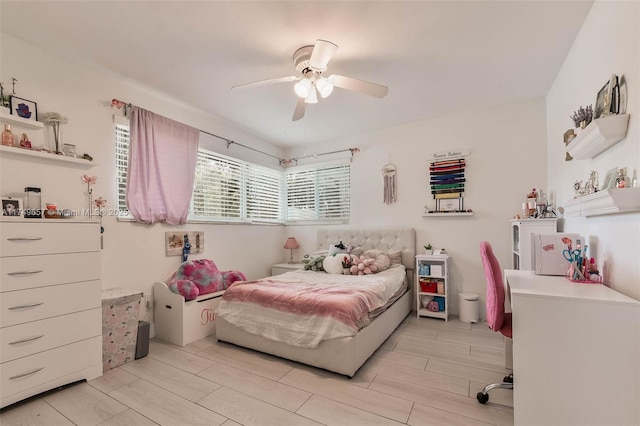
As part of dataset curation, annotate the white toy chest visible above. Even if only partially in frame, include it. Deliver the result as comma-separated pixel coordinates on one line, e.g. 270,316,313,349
153,278,224,346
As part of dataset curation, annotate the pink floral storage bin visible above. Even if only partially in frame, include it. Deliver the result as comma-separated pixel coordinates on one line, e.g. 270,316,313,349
101,288,143,371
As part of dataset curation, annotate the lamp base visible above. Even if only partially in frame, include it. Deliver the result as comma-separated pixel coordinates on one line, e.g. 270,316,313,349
288,249,295,264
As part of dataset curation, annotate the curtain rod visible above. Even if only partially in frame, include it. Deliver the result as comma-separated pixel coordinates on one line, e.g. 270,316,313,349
111,98,358,166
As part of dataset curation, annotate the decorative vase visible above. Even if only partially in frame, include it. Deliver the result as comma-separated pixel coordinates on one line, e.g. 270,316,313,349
343,268,351,275
424,249,433,255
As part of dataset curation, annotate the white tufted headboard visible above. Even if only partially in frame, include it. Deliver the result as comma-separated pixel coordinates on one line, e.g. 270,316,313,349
316,228,416,271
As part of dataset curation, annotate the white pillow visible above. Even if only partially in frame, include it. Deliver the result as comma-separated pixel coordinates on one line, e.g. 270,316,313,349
322,255,344,275
362,250,392,272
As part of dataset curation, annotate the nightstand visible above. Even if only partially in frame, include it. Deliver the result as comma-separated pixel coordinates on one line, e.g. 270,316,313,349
271,262,304,276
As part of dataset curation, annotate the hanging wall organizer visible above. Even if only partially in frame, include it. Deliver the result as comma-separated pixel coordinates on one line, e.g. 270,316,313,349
424,150,473,216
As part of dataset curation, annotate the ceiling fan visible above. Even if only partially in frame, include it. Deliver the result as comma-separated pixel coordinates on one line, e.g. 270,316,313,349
232,39,389,121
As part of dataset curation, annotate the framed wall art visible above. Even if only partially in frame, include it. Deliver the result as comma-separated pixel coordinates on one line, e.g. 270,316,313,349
2,197,22,216
601,166,619,190
9,96,38,122
593,74,619,119
165,231,204,256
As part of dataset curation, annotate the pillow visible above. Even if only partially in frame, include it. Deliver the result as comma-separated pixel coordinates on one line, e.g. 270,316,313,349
386,249,403,265
322,255,344,275
362,250,392,273
347,245,364,257
169,280,199,301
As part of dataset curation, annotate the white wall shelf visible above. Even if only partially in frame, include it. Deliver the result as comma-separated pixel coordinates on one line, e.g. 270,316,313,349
566,114,629,160
0,145,98,167
423,212,474,217
562,188,640,217
0,110,44,130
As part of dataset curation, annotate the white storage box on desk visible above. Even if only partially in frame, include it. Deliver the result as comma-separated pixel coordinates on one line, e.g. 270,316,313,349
153,276,224,346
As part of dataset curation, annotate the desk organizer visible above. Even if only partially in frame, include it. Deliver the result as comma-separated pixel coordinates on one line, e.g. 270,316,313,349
565,276,603,285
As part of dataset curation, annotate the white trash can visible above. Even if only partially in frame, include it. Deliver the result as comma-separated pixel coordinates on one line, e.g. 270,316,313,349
458,292,480,323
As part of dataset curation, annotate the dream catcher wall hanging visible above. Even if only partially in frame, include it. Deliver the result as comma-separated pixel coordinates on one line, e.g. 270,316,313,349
382,162,397,204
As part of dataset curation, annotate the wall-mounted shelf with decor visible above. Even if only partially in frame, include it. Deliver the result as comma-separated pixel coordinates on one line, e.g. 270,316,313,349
0,145,97,168
562,188,640,217
566,114,629,160
423,212,474,217
0,110,44,130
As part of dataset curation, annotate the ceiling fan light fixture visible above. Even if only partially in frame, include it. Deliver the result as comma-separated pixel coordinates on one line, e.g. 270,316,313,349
315,77,334,98
294,78,311,98
304,85,318,104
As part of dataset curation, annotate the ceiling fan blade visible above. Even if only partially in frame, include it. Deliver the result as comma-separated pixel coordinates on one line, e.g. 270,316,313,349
232,75,299,90
331,75,389,98
292,97,306,121
309,39,338,70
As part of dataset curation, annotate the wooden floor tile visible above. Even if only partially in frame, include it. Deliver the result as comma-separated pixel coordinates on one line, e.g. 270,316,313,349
197,387,321,426
109,379,227,426
0,399,74,426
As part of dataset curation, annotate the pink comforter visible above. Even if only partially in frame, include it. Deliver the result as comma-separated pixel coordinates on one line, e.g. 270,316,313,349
216,267,406,348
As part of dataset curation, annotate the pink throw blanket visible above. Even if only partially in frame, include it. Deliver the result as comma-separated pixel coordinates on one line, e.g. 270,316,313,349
222,279,377,330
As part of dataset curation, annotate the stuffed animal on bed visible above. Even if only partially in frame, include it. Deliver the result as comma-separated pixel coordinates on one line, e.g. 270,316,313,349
302,254,326,271
349,255,378,275
168,259,246,301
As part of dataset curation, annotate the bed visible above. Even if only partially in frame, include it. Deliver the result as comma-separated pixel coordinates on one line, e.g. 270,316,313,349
215,228,415,377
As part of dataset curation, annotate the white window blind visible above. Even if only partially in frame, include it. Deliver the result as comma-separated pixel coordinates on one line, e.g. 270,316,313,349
114,118,130,215
285,162,350,223
246,163,283,222
190,149,283,223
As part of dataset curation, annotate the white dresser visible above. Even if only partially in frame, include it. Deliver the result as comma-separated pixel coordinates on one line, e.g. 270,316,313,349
0,219,103,408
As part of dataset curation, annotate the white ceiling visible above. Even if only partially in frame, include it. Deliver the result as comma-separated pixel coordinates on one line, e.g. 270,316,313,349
0,1,593,147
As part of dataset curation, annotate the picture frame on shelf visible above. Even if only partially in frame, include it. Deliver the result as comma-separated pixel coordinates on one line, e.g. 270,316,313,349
601,166,619,190
2,197,22,216
593,74,619,119
9,96,38,122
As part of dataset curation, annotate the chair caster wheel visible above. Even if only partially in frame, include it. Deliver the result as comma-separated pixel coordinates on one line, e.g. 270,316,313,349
504,375,513,383
477,392,489,404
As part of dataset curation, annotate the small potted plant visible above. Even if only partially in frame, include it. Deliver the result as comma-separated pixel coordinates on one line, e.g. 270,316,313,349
424,244,433,255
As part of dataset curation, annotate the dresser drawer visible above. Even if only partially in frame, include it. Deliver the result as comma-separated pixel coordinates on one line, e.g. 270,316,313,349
0,336,101,401
0,281,100,328
0,222,99,257
0,308,101,363
0,252,100,292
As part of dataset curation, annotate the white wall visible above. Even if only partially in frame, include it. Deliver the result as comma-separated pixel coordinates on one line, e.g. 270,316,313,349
0,34,288,324
546,1,639,300
289,98,548,317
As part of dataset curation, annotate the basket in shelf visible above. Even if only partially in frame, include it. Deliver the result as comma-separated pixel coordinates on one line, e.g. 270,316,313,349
419,280,438,293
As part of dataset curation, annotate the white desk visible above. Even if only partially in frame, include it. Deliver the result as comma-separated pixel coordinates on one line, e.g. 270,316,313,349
505,269,640,426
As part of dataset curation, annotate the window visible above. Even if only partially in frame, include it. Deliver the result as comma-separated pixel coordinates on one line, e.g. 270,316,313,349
114,118,130,215
285,162,351,223
116,123,348,224
191,149,283,223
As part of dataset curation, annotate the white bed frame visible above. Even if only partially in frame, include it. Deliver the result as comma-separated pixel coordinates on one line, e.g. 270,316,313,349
216,228,415,377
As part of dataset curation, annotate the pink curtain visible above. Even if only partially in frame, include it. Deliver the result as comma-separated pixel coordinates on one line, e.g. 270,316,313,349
127,106,199,225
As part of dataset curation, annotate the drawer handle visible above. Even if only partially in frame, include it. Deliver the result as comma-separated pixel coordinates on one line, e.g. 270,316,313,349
8,302,44,310
7,270,44,276
9,367,44,380
6,237,43,241
9,335,45,345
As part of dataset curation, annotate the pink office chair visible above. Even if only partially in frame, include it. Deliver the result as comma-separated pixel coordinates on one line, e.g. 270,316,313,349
477,241,513,404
